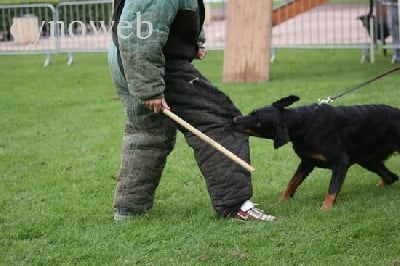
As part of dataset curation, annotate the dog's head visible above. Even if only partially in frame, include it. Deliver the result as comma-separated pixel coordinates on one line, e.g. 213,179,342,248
233,95,299,149
358,14,391,41
358,14,371,29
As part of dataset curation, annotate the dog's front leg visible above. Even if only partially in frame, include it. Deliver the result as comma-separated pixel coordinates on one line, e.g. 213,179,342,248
321,155,350,211
280,160,315,202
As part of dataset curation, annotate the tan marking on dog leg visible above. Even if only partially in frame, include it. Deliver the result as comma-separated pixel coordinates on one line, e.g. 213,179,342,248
321,194,337,211
308,153,326,161
280,174,304,202
376,179,385,187
280,186,292,202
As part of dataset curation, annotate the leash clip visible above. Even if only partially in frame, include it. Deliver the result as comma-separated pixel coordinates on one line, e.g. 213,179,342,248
318,97,333,105
189,77,200,84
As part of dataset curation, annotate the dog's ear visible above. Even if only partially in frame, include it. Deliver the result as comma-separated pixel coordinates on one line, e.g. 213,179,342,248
273,122,290,149
272,95,300,110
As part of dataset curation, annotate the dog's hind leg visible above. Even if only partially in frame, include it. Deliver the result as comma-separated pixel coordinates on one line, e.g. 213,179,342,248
280,160,315,202
322,155,351,211
358,161,399,187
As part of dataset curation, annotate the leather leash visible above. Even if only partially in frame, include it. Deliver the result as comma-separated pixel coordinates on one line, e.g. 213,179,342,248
318,66,400,105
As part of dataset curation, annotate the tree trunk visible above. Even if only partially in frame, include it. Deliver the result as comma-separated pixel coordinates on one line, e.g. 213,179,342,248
223,0,272,83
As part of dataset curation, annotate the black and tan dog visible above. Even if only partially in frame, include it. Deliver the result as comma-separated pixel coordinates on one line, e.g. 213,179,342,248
233,95,400,210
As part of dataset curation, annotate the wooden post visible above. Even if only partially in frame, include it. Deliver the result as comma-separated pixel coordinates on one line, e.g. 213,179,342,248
223,0,273,83
204,3,211,26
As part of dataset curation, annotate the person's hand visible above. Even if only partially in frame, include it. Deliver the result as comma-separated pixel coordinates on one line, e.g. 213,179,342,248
195,47,207,60
142,96,169,113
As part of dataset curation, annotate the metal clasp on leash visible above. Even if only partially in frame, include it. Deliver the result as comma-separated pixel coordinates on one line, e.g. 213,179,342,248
189,77,200,84
316,66,400,105
318,97,334,105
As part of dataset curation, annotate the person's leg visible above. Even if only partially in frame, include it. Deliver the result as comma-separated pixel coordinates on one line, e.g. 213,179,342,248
164,61,275,220
387,3,400,62
113,114,176,216
108,43,177,220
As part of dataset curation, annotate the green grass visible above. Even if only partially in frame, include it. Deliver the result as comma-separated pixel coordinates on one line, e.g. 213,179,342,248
1,50,400,265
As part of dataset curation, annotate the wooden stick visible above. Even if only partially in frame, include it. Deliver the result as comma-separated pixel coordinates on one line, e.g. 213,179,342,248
162,108,255,172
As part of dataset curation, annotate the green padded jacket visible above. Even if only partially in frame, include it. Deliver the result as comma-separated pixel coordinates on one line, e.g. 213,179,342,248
112,0,205,101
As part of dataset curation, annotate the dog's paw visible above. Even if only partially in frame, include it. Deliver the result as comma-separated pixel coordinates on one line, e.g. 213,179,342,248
321,194,336,211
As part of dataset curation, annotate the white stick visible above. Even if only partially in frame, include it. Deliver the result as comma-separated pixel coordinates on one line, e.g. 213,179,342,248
162,108,255,172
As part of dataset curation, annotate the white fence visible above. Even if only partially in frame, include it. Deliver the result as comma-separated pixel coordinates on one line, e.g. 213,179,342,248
0,0,399,64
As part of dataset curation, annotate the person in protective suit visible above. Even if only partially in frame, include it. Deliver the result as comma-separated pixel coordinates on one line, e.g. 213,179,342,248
108,0,276,222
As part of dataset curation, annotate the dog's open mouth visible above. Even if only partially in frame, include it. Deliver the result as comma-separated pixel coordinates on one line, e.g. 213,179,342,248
234,126,260,136
232,116,263,137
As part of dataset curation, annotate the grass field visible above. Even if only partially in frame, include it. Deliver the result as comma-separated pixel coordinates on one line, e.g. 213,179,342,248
1,50,400,265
